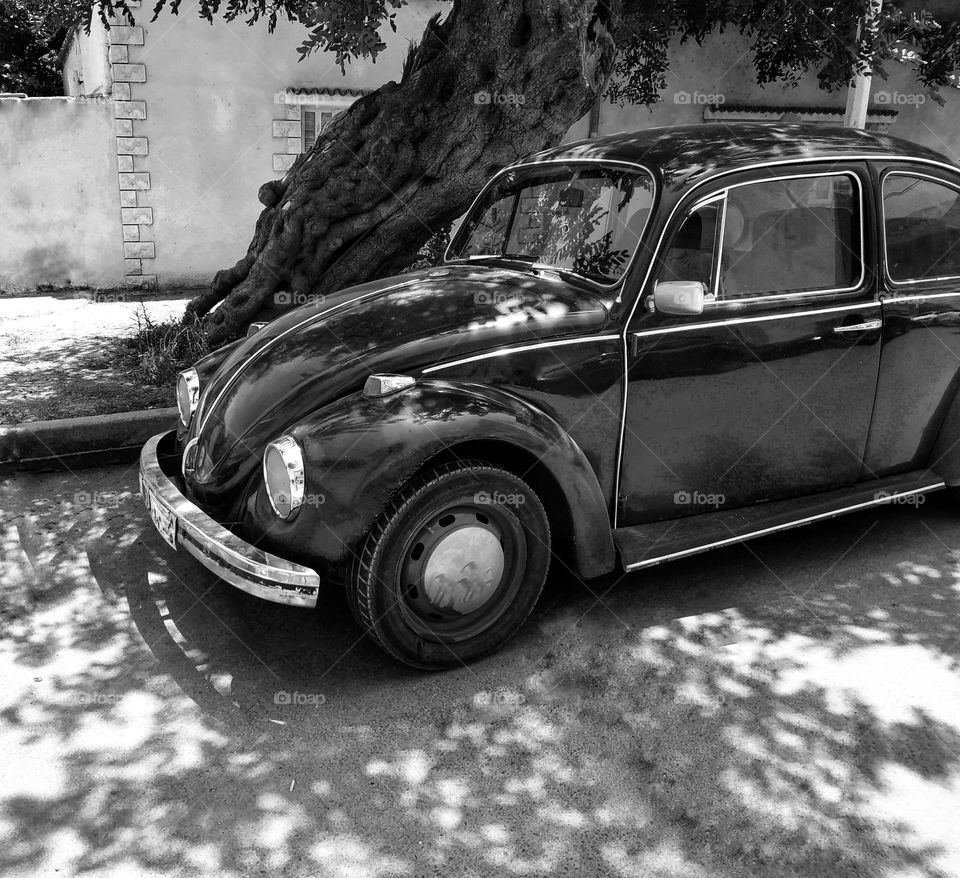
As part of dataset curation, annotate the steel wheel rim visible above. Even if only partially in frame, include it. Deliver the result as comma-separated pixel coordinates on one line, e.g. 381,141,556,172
396,500,526,643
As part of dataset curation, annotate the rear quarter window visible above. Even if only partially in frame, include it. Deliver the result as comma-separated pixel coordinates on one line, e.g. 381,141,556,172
883,173,960,283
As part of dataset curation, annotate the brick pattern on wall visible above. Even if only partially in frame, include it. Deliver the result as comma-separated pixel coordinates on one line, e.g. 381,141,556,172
108,3,156,289
272,101,302,174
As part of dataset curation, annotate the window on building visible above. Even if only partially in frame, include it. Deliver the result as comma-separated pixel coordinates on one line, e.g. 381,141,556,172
302,108,340,152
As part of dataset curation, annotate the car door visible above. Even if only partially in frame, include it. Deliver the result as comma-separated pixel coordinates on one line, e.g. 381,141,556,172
619,163,882,526
863,163,960,475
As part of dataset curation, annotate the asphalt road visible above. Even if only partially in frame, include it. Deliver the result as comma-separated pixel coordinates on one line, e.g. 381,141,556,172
2,461,960,877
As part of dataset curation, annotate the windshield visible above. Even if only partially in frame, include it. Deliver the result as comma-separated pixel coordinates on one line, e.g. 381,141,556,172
449,164,656,284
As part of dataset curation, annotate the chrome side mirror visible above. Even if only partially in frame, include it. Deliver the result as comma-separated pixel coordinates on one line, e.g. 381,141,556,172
653,281,706,316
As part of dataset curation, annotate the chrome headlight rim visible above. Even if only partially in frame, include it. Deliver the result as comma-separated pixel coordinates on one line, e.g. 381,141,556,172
263,435,306,520
177,368,201,427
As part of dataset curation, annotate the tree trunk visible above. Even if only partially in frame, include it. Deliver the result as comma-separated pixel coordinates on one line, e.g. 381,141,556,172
186,0,621,346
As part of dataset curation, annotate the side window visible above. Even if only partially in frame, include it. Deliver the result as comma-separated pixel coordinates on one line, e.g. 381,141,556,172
883,174,960,282
661,200,722,291
719,175,862,299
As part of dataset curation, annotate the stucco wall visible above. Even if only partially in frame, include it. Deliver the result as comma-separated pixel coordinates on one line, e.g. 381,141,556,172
126,3,443,287
0,97,124,292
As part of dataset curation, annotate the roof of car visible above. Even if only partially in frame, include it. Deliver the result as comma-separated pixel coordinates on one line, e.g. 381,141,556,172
520,123,957,190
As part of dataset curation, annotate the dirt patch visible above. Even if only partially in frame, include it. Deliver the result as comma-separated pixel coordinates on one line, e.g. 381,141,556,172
0,293,196,424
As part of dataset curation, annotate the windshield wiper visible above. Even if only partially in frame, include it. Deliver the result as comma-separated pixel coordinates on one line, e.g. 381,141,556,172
460,253,612,285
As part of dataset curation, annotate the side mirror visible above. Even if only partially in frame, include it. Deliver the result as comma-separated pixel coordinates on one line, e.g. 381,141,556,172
653,280,706,316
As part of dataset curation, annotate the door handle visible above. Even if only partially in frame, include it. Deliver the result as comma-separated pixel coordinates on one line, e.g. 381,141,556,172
833,319,882,335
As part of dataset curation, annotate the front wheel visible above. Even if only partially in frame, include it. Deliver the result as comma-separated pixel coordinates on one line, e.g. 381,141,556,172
348,461,551,669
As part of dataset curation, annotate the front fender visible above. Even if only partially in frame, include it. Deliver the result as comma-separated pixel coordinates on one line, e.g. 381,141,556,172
243,381,616,579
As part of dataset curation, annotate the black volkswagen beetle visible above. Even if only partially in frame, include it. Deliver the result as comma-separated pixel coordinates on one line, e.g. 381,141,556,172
141,123,960,668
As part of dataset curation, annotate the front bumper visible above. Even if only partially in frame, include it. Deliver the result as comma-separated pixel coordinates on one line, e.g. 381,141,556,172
139,431,320,608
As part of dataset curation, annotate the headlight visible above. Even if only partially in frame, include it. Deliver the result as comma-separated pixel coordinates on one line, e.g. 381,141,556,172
177,368,200,427
263,435,305,519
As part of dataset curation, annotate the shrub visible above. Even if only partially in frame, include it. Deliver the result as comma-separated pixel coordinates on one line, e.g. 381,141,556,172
111,307,209,386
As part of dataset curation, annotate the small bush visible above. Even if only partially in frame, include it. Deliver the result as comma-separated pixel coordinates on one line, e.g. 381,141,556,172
110,307,209,386
406,224,452,271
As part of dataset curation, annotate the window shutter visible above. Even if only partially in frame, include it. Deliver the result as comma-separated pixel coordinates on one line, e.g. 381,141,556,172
303,110,316,152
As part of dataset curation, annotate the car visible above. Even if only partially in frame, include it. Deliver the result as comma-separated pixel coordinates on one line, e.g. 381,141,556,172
140,122,960,669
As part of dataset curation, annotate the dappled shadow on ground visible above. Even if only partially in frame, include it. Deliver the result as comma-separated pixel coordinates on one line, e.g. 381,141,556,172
2,465,960,876
0,297,188,422
0,334,174,423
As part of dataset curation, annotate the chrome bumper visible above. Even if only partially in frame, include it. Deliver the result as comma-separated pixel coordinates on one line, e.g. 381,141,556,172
139,431,320,608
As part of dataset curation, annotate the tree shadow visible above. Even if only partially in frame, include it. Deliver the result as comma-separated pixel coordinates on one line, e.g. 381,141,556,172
2,467,960,876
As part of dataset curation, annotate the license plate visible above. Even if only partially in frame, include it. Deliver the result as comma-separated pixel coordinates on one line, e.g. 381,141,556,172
141,474,178,551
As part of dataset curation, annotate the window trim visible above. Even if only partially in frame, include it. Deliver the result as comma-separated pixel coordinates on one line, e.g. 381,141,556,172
880,169,960,288
659,192,725,298
659,170,867,309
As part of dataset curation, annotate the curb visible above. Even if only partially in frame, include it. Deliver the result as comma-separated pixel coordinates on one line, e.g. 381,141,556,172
0,408,178,472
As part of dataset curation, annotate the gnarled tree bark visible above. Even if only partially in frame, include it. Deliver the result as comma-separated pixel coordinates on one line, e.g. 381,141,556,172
186,0,621,346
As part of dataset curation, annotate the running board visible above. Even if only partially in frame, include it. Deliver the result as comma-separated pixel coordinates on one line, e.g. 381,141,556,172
614,470,946,572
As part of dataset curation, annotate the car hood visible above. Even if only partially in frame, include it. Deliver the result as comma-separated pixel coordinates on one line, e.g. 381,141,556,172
186,263,612,501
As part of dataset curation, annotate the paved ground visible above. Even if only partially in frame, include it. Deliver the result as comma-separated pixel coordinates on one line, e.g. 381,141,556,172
2,462,960,877
0,293,194,423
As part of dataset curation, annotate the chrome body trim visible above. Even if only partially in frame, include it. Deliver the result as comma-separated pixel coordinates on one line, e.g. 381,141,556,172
196,279,420,436
881,291,960,303
444,158,658,291
623,481,945,571
629,300,880,341
140,431,320,608
421,334,621,374
611,152,960,528
833,319,882,334
879,169,960,287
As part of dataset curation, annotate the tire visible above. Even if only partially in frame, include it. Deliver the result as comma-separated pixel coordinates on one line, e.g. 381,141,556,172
348,460,551,669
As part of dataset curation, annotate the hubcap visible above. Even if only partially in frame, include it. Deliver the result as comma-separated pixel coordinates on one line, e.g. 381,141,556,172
397,502,526,643
422,525,505,614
